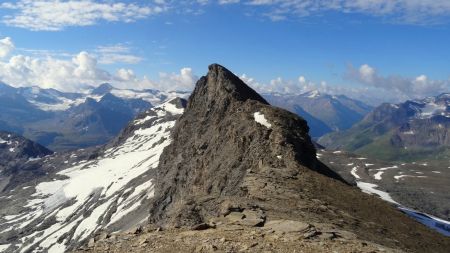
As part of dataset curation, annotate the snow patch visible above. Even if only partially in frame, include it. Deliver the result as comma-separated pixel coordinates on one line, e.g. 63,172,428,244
373,166,398,180
254,112,272,129
0,244,10,251
373,171,384,180
356,182,398,204
350,167,360,179
160,101,184,115
418,101,447,119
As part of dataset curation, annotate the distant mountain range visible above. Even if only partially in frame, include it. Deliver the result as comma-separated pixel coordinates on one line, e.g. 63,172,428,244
319,93,450,162
0,80,373,150
263,91,373,138
0,82,188,151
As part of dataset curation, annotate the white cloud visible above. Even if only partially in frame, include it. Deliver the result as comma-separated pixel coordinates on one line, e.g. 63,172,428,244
116,68,136,81
157,68,198,91
0,37,14,58
95,44,143,65
0,0,166,31
223,0,450,24
347,63,450,99
240,68,450,105
359,64,376,83
0,51,111,91
0,40,196,92
219,0,241,4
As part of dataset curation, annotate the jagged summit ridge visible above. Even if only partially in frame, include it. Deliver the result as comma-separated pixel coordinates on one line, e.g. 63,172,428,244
188,64,268,111
148,64,342,226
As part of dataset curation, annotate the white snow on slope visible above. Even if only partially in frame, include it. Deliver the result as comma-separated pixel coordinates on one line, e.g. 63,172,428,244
1,100,184,253
357,182,398,204
418,101,447,119
0,137,7,144
0,244,11,251
254,112,272,128
160,101,185,115
373,166,398,180
350,167,360,179
27,87,187,112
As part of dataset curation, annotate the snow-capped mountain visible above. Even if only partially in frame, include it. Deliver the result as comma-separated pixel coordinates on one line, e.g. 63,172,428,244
319,93,450,162
263,90,372,138
0,82,189,151
17,83,187,113
0,98,186,252
408,93,450,119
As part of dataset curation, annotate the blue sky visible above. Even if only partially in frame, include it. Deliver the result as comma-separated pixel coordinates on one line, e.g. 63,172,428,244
0,0,449,103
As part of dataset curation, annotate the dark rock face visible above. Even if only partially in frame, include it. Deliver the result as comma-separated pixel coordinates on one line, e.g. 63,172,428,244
148,64,450,253
0,131,53,192
149,64,335,225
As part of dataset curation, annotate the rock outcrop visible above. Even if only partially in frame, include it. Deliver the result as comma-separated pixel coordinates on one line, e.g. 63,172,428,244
146,64,449,252
0,131,53,192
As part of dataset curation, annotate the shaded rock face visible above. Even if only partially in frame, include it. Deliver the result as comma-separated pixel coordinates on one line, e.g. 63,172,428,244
149,64,344,226
0,132,53,192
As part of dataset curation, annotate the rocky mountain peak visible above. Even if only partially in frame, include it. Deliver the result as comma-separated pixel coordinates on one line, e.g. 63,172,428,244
188,64,268,111
148,64,345,227
92,83,114,95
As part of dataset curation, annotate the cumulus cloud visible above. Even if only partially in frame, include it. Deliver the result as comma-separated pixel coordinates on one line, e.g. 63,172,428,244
347,63,449,99
240,74,315,94
157,68,198,91
0,37,14,58
0,0,166,31
239,69,449,105
0,38,197,92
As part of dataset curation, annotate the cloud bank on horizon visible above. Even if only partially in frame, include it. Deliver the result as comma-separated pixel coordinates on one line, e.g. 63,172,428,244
0,37,197,92
0,0,449,104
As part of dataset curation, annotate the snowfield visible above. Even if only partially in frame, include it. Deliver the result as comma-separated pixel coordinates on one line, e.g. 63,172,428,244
0,99,184,253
